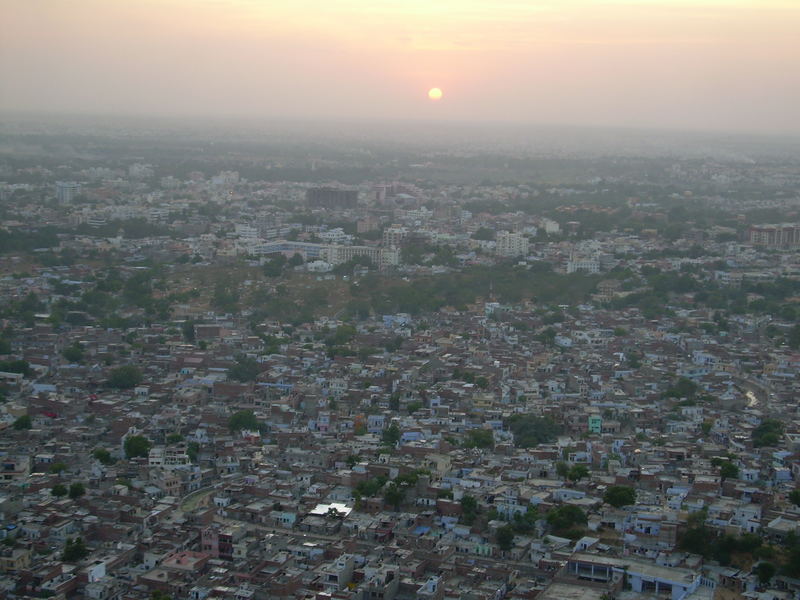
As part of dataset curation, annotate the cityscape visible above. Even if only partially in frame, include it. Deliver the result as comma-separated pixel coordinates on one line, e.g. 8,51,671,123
2,1,800,600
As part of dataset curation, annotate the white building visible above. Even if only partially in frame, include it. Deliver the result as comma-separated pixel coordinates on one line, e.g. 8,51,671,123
567,257,600,274
56,181,81,205
495,231,529,257
383,224,408,248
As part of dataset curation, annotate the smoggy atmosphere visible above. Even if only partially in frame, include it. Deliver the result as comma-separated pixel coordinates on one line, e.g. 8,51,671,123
2,0,800,133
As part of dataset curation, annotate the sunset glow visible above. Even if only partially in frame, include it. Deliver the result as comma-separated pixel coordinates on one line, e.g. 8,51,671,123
428,88,443,101
0,0,798,131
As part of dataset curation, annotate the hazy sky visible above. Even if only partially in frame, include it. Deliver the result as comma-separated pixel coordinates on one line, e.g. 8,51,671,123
2,0,799,133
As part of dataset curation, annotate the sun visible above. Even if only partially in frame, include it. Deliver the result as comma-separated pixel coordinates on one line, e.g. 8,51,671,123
428,87,443,101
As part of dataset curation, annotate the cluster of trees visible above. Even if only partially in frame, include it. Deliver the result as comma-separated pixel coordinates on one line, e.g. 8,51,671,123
505,414,562,448
556,462,589,482
603,485,636,508
13,414,32,430
227,354,260,382
679,509,782,582
51,482,85,499
546,505,588,538
752,419,784,447
401,243,458,267
62,537,89,562
451,369,489,389
463,428,494,449
0,359,32,377
62,342,85,363
350,264,599,317
711,457,739,480
487,505,539,536
92,448,115,466
663,377,698,400
381,423,401,446
108,365,142,389
0,227,59,254
228,410,264,432
460,495,480,525
124,435,152,459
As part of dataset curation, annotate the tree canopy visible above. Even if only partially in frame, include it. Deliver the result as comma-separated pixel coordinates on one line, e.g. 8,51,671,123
228,409,262,432
124,435,152,459
108,365,143,389
603,485,636,508
506,414,562,448
228,354,260,382
752,419,783,447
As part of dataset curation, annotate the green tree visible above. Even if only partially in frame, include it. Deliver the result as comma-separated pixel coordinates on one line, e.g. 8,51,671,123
187,441,200,462
603,485,636,508
228,410,261,431
263,254,287,277
664,377,698,399
752,419,783,447
228,354,260,382
472,227,496,241
460,495,479,525
181,320,196,343
62,342,84,363
382,423,401,446
406,401,423,414
555,461,570,478
0,359,32,376
108,365,143,389
92,448,114,465
51,483,68,498
68,482,86,499
547,505,587,534
511,505,539,534
719,461,739,481
383,482,404,510
13,414,32,430
496,525,515,551
49,462,67,474
506,414,562,448
124,435,152,459
700,421,712,435
464,428,494,449
568,464,590,482
754,561,776,585
166,433,183,444
789,489,800,507
62,537,89,562
789,324,800,350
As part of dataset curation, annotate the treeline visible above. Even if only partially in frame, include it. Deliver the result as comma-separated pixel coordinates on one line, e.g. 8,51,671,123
0,227,61,253
354,264,600,316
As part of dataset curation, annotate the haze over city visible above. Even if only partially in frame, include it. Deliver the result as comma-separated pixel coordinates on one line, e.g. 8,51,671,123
5,2,800,600
2,0,800,134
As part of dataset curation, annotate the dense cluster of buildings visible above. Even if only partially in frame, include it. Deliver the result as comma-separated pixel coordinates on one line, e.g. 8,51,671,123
1,154,800,600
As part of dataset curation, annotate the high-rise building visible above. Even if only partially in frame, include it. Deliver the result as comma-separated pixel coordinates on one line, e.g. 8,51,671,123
495,231,529,257
383,224,408,248
306,187,358,209
55,181,81,205
748,224,800,247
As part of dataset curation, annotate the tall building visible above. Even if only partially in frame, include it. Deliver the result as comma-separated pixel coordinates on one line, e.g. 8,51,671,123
55,181,81,205
306,187,358,209
495,231,529,257
748,224,800,248
383,224,408,248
